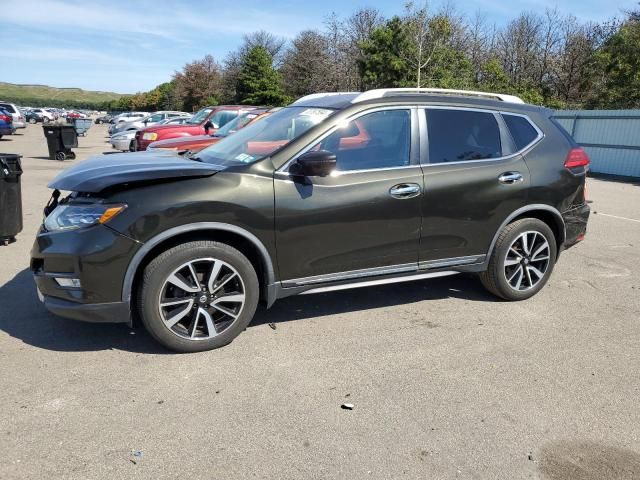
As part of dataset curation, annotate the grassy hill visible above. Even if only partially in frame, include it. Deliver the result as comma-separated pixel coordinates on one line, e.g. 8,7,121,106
0,82,127,108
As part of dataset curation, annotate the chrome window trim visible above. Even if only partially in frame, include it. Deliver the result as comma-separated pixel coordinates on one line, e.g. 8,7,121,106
500,111,545,153
421,106,545,167
276,105,417,175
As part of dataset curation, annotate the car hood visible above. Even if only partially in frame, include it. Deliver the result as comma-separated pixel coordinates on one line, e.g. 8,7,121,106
48,150,222,193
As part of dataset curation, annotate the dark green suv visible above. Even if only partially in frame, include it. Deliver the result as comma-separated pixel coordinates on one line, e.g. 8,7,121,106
31,89,590,352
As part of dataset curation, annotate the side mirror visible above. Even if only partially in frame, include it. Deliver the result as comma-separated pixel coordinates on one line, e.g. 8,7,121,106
291,150,337,177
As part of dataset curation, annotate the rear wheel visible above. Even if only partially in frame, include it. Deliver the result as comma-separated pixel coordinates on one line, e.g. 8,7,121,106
137,241,259,353
480,218,556,301
55,151,66,161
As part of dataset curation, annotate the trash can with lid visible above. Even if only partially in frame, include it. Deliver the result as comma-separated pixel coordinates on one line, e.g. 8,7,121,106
0,153,23,245
42,125,78,161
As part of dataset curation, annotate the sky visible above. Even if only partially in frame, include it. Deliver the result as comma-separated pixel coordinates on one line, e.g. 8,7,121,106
1,0,635,93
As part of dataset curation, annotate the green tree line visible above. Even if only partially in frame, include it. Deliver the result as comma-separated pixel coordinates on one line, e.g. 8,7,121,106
102,2,640,112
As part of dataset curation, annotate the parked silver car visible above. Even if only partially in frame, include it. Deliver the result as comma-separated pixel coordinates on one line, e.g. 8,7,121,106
111,111,189,134
109,116,192,152
0,102,26,128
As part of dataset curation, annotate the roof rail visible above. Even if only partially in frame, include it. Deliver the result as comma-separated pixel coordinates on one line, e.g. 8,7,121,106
352,88,525,104
292,92,360,105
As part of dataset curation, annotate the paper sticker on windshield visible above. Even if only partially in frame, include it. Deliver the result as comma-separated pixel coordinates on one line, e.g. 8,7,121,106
235,153,254,163
300,108,332,118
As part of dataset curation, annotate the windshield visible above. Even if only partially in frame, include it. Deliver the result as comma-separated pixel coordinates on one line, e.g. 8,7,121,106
197,106,334,166
186,107,213,125
213,112,259,138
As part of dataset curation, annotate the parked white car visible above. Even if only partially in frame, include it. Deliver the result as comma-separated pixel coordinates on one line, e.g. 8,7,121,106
109,116,191,151
0,101,26,128
108,112,147,134
112,111,189,134
28,108,55,123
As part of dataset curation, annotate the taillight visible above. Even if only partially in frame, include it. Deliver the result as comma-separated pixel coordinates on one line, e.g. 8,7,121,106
564,147,590,169
0,114,10,122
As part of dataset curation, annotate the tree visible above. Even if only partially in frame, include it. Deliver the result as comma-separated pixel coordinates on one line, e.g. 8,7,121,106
588,13,640,108
281,30,332,98
235,46,289,105
173,54,222,111
358,17,413,88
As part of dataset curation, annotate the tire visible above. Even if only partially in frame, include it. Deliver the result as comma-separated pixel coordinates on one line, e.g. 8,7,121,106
97,120,102,124
129,140,136,152
137,241,259,353
55,151,66,161
29,118,36,124
68,152,76,159
479,218,557,301
43,117,50,124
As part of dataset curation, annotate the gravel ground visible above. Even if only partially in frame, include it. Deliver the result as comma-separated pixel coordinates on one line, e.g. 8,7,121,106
1,123,639,480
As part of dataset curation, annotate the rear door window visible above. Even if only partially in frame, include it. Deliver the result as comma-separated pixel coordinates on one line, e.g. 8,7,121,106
503,114,539,150
0,103,16,113
426,109,502,164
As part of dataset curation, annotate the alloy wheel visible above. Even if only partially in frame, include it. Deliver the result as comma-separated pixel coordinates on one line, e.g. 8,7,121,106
503,231,550,291
158,258,246,340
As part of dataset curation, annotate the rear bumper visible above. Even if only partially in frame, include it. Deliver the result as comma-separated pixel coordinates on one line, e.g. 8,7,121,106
0,126,14,135
111,137,132,151
13,121,26,129
562,203,590,249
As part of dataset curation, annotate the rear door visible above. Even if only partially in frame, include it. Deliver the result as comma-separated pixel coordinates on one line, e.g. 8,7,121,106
418,107,533,266
274,107,424,284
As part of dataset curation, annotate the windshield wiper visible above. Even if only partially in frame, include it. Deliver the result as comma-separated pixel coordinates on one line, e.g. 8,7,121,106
184,151,203,162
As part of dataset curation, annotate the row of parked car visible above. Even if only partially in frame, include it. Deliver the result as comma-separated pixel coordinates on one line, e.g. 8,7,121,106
105,106,278,154
0,101,94,140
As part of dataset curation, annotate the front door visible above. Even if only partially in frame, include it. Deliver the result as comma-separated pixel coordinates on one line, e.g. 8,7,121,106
274,108,424,285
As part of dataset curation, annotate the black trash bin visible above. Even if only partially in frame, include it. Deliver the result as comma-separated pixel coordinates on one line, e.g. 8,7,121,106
42,125,78,161
0,154,23,245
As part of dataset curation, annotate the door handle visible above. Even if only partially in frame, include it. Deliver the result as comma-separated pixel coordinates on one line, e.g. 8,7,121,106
498,172,524,184
389,183,421,199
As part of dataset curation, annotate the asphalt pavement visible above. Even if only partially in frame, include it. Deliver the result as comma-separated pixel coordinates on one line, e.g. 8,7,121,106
1,123,639,479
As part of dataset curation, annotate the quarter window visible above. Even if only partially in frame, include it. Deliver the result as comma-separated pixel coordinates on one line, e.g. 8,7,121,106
503,114,539,150
309,109,411,172
426,109,502,164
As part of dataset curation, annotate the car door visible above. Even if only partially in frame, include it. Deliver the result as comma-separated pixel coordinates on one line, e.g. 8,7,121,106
418,107,532,267
274,107,424,285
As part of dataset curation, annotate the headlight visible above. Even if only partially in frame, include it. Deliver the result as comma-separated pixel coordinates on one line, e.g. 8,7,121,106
142,132,158,141
44,204,126,231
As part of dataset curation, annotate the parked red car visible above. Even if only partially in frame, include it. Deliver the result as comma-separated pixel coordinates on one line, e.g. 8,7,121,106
147,109,272,153
134,105,256,151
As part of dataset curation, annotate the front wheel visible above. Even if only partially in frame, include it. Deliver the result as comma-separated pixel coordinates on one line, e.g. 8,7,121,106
480,218,557,301
137,241,259,352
